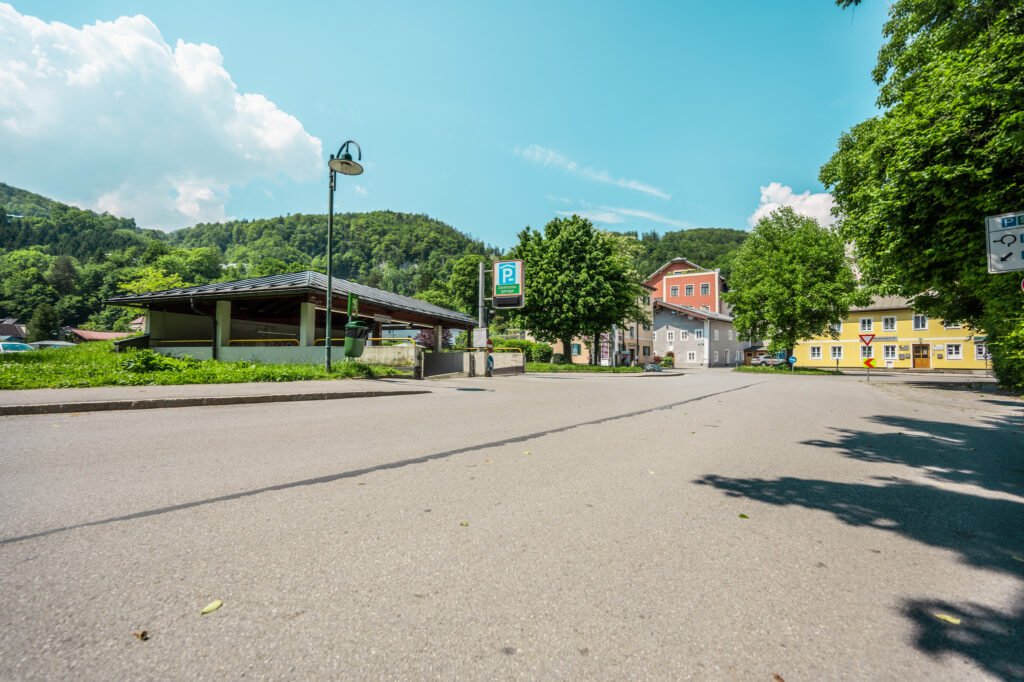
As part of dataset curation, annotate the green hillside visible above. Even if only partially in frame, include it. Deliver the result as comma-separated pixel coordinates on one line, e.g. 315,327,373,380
0,182,748,337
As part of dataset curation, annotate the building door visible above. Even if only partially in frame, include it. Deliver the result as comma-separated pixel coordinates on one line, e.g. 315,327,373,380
912,344,930,369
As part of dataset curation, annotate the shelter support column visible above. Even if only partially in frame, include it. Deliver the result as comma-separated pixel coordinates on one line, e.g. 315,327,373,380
299,301,316,346
433,324,442,352
215,300,231,350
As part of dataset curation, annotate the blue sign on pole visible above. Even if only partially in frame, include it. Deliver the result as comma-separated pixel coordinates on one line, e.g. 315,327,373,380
788,356,797,364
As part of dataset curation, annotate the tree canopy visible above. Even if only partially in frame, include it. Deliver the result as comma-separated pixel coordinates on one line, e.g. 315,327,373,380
506,215,647,361
824,0,1023,388
723,207,863,356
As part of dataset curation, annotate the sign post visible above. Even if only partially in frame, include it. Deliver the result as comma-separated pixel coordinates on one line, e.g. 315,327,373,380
859,333,875,381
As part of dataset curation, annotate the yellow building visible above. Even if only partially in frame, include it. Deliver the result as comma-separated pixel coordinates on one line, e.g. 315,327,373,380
793,296,990,373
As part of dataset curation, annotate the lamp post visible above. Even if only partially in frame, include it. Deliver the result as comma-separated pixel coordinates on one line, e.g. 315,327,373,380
325,140,363,371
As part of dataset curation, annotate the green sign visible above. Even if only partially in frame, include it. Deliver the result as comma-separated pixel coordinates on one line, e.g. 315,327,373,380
495,283,520,295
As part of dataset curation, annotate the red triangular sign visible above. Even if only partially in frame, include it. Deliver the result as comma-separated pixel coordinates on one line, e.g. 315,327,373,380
859,334,875,345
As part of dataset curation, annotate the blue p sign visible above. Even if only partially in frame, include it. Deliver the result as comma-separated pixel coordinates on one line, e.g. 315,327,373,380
498,262,517,284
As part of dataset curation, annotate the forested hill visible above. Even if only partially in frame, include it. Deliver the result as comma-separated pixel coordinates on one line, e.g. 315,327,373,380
1,182,747,334
170,211,500,294
631,227,748,280
0,183,166,263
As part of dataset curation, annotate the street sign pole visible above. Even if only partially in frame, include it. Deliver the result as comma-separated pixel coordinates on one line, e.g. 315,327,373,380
859,334,875,381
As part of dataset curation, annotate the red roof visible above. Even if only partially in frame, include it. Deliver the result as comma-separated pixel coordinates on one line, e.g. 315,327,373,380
69,328,134,341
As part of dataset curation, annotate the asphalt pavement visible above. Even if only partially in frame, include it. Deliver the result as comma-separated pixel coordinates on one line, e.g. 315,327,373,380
1,370,1021,680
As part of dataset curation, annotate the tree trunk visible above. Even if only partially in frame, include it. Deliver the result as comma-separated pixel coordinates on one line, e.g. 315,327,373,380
562,338,574,364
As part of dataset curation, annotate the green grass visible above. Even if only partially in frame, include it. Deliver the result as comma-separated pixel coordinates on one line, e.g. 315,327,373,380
526,362,644,373
734,365,843,376
0,342,408,390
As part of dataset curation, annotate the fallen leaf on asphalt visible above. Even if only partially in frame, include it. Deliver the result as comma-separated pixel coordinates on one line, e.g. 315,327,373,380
201,599,223,615
460,521,469,527
523,450,531,455
738,513,749,519
934,613,961,625
133,630,149,641
648,470,655,475
773,675,786,682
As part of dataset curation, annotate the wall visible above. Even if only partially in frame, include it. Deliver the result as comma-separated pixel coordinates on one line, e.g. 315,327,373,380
149,310,212,342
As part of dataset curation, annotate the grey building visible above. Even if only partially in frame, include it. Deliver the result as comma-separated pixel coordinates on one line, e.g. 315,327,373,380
651,301,747,368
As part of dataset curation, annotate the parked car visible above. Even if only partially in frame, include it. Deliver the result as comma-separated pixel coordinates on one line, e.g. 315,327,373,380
750,355,784,367
0,342,34,353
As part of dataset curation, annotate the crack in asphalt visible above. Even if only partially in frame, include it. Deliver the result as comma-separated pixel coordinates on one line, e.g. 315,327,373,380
1,379,768,546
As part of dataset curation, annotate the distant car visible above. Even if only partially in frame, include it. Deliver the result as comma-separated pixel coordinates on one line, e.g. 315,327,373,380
29,340,75,350
750,356,784,367
0,342,34,353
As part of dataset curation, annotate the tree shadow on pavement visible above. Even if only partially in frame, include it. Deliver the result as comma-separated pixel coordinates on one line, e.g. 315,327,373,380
903,595,1024,681
801,413,1024,497
694,475,1024,576
696,410,1024,678
695,474,1024,677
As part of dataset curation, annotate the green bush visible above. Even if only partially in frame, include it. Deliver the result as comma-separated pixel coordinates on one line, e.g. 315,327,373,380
660,356,674,368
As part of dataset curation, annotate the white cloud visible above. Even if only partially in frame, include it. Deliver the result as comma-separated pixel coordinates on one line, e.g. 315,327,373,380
353,184,368,196
748,182,836,228
557,204,692,230
517,144,670,200
0,4,322,229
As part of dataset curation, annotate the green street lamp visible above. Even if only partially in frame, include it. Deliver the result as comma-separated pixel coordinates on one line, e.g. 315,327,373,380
325,140,363,371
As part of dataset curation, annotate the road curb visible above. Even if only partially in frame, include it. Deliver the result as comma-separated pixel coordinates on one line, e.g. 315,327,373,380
0,389,430,416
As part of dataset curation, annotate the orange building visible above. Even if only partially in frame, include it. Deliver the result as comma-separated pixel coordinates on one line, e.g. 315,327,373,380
645,258,727,314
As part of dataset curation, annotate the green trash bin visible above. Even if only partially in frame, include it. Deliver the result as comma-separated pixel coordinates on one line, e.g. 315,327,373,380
343,320,370,358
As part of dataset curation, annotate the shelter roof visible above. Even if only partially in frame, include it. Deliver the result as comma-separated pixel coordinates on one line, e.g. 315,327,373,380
106,271,477,327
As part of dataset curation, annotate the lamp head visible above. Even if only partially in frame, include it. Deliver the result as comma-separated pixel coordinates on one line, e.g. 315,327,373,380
329,140,363,176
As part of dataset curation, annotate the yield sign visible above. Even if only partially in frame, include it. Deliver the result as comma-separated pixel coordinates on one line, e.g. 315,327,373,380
859,334,875,345
863,357,876,369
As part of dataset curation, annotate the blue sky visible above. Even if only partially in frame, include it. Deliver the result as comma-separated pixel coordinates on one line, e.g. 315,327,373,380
1,1,888,249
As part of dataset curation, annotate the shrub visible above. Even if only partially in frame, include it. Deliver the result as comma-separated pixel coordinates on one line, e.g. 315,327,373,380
660,356,674,368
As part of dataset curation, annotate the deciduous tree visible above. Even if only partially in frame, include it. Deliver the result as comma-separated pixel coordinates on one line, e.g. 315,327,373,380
506,215,646,363
824,0,1024,388
723,207,863,358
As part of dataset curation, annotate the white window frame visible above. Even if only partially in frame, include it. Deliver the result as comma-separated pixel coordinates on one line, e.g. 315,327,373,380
728,329,733,341
670,285,679,297
700,283,710,296
810,346,822,359
652,331,656,341
713,329,719,341
831,345,843,360
830,323,842,335
946,343,962,360
975,343,989,360
713,350,719,363
684,284,694,296
686,351,696,362
860,317,873,332
882,316,896,331
680,330,689,340
695,329,704,340
883,345,896,360
667,331,675,342
861,345,874,359
913,314,928,331
943,321,962,329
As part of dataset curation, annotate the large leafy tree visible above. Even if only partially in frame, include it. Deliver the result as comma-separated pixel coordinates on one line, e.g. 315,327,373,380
506,215,646,363
824,0,1024,388
724,207,863,358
